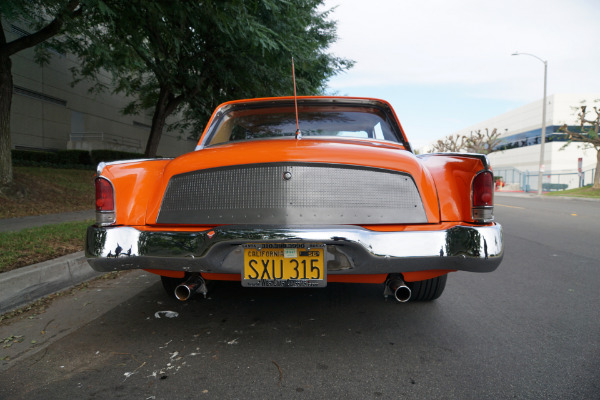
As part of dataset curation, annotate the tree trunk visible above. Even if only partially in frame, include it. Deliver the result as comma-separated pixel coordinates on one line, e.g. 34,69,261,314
144,85,185,158
145,86,171,157
0,54,13,186
594,149,600,189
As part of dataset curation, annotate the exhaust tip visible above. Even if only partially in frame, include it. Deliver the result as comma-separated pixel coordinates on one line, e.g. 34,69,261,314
394,285,412,303
174,274,208,301
174,284,192,301
384,276,412,303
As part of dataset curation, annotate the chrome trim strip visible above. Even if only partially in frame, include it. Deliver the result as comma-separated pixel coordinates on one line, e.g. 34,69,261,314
96,158,173,176
85,223,503,275
97,162,107,176
96,210,116,226
418,153,491,170
472,206,494,223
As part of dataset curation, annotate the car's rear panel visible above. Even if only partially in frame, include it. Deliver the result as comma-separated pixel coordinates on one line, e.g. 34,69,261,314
143,138,441,226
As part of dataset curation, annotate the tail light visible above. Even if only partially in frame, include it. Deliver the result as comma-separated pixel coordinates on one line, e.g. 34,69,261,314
472,171,494,223
95,177,116,225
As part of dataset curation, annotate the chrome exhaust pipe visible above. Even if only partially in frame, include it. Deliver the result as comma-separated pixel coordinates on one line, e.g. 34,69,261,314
384,276,412,303
175,274,208,301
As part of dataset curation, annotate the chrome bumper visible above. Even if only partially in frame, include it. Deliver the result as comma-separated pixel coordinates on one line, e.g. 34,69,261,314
85,223,503,275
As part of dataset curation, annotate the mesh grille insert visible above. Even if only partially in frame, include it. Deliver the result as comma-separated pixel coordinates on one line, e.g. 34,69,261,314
157,163,427,224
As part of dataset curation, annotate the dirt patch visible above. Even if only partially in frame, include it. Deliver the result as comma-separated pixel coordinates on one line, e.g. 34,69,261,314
0,167,95,219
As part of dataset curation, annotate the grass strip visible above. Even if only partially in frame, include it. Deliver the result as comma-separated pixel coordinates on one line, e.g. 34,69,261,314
544,186,600,198
0,220,93,273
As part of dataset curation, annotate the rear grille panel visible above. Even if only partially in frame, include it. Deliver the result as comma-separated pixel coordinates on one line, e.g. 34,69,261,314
157,163,427,225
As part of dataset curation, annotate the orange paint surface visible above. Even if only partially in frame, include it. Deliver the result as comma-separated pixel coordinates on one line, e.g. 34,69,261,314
144,269,185,279
101,160,171,226
201,273,241,281
402,270,454,282
419,155,489,222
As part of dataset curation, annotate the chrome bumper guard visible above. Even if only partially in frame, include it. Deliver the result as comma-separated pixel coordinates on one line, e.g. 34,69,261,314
85,224,503,275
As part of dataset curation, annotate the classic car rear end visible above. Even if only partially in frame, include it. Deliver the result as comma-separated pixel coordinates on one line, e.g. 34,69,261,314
86,97,503,302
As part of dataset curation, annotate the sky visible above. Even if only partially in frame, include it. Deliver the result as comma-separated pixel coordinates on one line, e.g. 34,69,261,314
322,0,600,149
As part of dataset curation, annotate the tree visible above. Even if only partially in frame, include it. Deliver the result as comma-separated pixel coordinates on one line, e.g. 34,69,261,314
559,103,600,189
0,1,84,185
430,129,503,154
61,0,352,157
430,134,466,153
464,128,502,154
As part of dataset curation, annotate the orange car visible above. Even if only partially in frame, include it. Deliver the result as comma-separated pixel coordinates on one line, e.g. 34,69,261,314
86,96,503,302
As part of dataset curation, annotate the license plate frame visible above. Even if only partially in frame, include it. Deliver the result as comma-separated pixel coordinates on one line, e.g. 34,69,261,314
241,243,326,288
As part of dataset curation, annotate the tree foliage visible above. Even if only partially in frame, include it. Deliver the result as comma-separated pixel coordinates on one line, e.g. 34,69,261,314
430,134,466,153
559,103,600,189
59,0,353,156
464,128,502,154
0,0,85,185
430,129,502,155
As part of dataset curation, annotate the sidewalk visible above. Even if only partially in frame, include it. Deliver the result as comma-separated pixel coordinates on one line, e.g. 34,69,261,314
0,210,95,233
0,210,100,314
494,190,537,199
495,190,600,202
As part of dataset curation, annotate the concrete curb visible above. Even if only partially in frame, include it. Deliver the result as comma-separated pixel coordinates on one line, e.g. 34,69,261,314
0,252,101,315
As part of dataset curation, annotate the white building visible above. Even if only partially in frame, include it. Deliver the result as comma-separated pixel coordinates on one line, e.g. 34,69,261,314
5,21,196,157
430,94,599,191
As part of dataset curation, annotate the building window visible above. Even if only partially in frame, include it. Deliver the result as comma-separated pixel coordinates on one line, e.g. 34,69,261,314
13,86,67,107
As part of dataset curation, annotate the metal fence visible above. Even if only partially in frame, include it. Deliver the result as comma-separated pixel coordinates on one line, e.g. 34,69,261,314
70,132,141,151
494,167,595,192
493,167,523,185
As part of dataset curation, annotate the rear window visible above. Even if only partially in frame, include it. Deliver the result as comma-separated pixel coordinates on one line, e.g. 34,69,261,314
205,105,401,146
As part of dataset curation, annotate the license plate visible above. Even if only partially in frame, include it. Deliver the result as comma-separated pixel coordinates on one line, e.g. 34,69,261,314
242,244,326,287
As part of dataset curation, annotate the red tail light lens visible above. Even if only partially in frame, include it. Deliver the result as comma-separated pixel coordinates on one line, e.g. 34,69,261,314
95,177,116,225
472,171,494,223
473,171,493,207
95,177,114,211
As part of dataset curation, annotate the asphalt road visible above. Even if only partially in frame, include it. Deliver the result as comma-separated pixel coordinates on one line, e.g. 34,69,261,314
1,195,599,400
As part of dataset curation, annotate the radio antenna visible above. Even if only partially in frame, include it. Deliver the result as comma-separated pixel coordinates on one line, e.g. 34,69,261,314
291,57,302,140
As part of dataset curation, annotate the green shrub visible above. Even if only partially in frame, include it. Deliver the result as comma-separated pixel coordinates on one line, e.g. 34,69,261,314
56,150,92,166
11,150,58,164
12,149,154,169
542,183,569,191
11,149,95,169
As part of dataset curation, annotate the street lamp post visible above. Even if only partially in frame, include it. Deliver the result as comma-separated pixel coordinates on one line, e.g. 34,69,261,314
512,51,548,195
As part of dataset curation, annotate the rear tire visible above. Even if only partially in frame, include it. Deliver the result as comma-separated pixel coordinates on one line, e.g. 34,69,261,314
160,275,188,299
406,274,447,301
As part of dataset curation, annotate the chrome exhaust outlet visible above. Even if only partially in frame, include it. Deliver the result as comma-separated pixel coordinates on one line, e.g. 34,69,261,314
384,275,412,303
174,274,208,301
